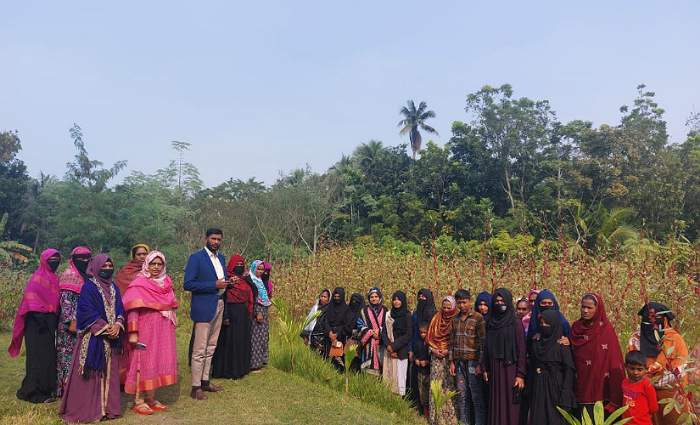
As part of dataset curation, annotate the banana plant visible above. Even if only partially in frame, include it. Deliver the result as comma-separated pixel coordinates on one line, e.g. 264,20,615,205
557,401,631,425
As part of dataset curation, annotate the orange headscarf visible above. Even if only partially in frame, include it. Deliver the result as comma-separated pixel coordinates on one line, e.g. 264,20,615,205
426,295,457,351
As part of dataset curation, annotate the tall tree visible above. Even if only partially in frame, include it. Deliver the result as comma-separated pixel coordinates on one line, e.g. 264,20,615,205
398,100,438,160
66,123,126,192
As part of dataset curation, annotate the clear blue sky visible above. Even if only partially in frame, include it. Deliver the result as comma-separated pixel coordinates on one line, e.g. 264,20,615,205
2,1,699,186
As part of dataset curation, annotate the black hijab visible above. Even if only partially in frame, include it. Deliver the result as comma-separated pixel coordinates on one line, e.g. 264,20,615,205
349,292,365,319
326,287,349,327
638,302,675,358
486,288,518,363
391,291,409,335
415,288,436,325
532,309,565,363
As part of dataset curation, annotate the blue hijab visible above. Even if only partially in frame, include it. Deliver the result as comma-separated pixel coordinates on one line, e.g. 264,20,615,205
527,289,570,339
249,260,271,306
475,291,492,320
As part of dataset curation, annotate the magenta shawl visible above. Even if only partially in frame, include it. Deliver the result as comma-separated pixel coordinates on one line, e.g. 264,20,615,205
121,251,178,314
9,248,61,357
58,246,91,294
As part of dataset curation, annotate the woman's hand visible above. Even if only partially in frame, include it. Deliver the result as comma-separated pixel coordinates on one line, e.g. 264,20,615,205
372,329,380,340
128,332,138,344
514,376,525,390
223,319,230,327
329,331,337,342
256,313,264,323
106,324,120,339
68,320,77,334
558,336,571,346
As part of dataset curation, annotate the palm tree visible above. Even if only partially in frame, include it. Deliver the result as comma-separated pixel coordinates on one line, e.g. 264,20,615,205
353,140,385,169
398,100,438,159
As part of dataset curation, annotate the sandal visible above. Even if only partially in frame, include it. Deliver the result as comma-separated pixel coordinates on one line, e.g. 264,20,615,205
132,402,154,415
147,400,168,411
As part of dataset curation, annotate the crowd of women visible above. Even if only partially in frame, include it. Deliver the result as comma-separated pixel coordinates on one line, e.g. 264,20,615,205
300,286,694,425
8,228,274,423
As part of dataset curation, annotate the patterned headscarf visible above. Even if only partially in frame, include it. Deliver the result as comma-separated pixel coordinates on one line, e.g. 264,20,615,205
249,260,271,306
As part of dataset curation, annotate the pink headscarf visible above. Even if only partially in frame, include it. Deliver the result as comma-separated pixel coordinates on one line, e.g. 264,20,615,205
8,248,61,357
122,251,177,315
58,246,91,293
522,288,541,335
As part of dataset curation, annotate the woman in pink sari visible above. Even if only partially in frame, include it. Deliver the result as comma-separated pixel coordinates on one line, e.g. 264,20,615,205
121,251,178,415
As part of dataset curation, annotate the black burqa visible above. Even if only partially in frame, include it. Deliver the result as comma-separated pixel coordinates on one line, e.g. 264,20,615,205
526,310,576,425
16,312,58,403
323,287,353,372
638,302,674,358
409,287,436,412
482,287,527,425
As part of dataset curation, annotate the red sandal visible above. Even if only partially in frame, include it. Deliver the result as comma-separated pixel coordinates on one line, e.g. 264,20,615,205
147,400,168,412
132,402,154,415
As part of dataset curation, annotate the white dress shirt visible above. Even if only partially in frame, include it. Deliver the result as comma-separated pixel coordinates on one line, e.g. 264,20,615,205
205,247,225,295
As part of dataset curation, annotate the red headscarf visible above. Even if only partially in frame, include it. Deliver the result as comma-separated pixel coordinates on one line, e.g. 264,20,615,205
570,293,625,408
426,295,457,351
115,244,150,295
9,248,61,357
225,254,253,315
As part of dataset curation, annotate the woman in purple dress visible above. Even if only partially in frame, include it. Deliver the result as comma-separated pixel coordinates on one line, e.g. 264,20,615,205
59,254,125,423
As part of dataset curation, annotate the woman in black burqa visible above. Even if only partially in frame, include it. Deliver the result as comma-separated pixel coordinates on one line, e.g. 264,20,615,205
322,287,353,371
525,309,576,425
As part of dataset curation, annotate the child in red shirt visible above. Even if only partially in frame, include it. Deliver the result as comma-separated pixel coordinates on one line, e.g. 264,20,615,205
622,350,658,425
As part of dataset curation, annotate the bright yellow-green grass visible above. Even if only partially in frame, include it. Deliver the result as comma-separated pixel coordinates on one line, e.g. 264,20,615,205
0,330,423,425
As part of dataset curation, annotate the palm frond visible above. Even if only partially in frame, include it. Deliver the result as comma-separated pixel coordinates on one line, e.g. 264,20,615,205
420,124,439,135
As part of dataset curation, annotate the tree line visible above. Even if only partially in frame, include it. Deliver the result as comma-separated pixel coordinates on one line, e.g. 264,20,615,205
1,83,699,266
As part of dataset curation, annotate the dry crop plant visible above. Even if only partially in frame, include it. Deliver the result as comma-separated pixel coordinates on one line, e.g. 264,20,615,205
273,244,700,347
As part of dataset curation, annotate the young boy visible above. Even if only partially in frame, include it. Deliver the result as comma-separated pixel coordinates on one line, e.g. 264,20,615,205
450,289,486,425
622,350,658,425
413,322,431,417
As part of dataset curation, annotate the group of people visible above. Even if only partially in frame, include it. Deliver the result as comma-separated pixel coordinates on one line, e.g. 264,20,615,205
8,228,274,423
301,286,691,425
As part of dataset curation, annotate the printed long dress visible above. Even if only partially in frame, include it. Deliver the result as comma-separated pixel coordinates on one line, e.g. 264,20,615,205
56,290,79,397
429,355,458,425
250,304,269,370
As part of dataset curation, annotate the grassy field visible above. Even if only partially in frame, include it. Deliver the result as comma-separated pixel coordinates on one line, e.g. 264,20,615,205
0,330,423,425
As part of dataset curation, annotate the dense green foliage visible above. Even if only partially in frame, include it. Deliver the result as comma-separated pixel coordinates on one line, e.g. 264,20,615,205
2,85,700,266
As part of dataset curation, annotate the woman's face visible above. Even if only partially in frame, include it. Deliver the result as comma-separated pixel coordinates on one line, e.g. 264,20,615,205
392,297,402,309
580,298,597,321
516,301,530,319
134,247,149,262
418,292,427,302
319,292,330,305
478,301,489,315
529,292,538,307
102,260,114,270
369,292,381,305
148,257,164,275
442,300,453,313
255,263,265,278
539,298,554,309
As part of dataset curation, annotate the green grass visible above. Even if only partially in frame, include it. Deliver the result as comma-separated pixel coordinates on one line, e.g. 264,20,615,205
0,329,423,425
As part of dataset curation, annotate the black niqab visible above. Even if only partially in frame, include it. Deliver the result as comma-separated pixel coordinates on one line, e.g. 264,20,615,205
532,309,566,363
415,288,436,325
486,288,518,363
638,302,675,358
